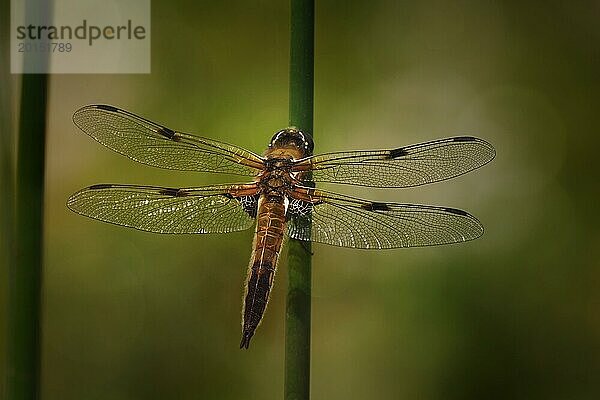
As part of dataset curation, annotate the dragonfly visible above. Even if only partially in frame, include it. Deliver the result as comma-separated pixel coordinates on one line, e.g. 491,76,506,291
67,104,495,349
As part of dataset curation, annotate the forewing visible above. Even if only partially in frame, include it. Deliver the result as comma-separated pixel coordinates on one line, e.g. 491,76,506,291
73,104,264,176
287,189,484,249
67,184,258,234
293,136,495,188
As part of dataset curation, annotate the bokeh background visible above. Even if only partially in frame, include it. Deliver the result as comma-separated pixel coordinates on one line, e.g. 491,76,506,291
2,0,600,399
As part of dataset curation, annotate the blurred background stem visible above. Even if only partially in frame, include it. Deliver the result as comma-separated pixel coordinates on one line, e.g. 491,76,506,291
1,0,14,395
285,0,314,399
7,2,51,398
8,73,48,400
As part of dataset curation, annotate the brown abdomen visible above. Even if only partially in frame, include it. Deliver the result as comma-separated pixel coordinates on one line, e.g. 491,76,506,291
240,195,286,349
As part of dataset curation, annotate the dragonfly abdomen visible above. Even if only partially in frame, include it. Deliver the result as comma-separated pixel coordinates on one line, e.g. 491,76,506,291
240,195,287,349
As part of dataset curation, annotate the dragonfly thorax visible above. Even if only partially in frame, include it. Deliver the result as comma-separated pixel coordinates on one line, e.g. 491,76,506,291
259,169,293,193
264,157,293,171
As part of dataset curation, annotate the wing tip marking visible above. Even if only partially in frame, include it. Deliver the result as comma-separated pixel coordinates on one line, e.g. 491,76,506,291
452,136,477,142
88,183,114,190
361,202,391,211
444,207,469,216
94,104,120,112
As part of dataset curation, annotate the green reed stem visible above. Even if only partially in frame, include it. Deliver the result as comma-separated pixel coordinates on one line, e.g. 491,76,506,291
285,0,314,399
8,73,48,400
8,74,48,400
7,2,51,394
1,0,14,396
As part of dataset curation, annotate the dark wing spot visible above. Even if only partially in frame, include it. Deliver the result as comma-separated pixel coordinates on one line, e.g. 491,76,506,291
452,136,477,142
159,188,187,197
387,147,409,159
88,183,114,190
362,202,391,211
157,126,178,141
444,207,468,216
94,104,119,112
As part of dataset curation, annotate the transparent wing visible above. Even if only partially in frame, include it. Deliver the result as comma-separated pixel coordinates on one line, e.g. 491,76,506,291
67,183,259,234
292,136,495,188
287,188,484,249
73,104,265,176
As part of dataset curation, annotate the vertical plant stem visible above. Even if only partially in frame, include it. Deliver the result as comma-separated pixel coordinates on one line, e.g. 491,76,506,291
1,0,14,395
7,1,51,396
285,0,314,399
8,73,48,400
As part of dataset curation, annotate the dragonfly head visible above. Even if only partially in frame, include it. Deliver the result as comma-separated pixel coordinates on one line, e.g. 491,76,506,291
269,127,314,156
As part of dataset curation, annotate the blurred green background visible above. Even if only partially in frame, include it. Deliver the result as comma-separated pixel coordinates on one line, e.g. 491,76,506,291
2,0,600,399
